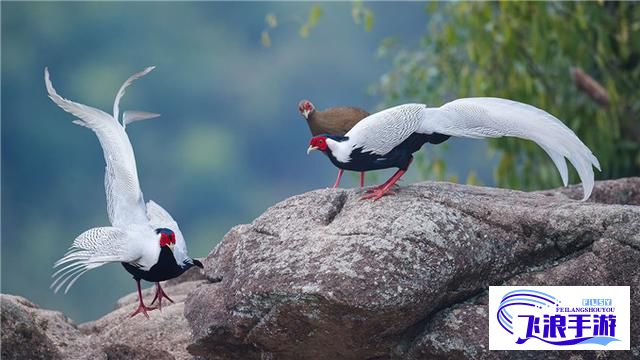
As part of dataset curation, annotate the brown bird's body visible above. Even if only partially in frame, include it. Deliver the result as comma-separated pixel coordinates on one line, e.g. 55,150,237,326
306,106,370,136
298,100,369,188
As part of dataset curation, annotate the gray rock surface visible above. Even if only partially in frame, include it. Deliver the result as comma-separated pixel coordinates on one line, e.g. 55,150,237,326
81,277,206,360
185,178,640,359
541,177,640,205
1,295,65,360
1,266,206,360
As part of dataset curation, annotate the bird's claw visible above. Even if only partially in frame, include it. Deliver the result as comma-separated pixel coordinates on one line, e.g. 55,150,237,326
360,188,396,201
129,303,157,319
150,283,174,311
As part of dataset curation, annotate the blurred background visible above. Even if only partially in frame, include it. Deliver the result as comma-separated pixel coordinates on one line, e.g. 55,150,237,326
2,2,638,322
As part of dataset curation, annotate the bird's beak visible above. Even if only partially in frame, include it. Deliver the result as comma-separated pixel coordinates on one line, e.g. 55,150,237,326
307,145,319,155
168,243,175,252
302,110,311,119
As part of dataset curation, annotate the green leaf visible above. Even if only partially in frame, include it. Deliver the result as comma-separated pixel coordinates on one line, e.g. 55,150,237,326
309,5,323,27
261,30,271,48
265,13,278,28
466,171,480,185
299,25,309,38
364,10,374,32
352,1,363,24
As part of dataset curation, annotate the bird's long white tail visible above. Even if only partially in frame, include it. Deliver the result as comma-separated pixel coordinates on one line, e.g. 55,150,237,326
420,97,600,200
51,227,129,293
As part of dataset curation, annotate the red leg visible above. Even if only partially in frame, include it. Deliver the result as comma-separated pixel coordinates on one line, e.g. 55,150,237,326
361,158,413,201
360,172,365,188
361,168,407,201
149,282,174,311
129,279,156,319
365,171,397,193
333,169,344,188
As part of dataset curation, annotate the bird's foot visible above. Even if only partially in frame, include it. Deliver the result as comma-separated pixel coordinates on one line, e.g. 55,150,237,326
150,282,174,311
129,279,157,319
360,187,397,201
129,302,157,319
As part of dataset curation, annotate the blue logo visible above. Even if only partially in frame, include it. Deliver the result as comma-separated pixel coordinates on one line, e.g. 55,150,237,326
497,289,620,346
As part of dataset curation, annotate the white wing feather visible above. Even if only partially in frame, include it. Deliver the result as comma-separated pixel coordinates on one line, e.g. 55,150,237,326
345,104,425,156
146,200,190,265
45,67,149,227
113,66,155,123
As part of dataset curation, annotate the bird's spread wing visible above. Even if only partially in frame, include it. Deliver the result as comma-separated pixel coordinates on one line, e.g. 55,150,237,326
346,103,426,156
113,66,155,124
45,68,149,227
51,227,136,293
146,200,190,265
418,97,600,200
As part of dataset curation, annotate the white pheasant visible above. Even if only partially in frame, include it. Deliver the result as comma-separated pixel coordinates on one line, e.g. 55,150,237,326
307,98,600,201
46,66,202,318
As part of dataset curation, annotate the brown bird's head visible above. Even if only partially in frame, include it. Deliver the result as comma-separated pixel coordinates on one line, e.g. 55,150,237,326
298,99,315,120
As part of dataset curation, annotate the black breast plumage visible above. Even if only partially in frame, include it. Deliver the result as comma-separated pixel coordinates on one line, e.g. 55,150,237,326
122,247,189,282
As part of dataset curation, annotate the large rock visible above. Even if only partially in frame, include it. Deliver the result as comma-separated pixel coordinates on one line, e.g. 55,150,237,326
1,266,206,360
185,178,640,359
2,178,638,359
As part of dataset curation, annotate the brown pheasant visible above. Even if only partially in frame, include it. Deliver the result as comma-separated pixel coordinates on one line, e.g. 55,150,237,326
298,99,369,188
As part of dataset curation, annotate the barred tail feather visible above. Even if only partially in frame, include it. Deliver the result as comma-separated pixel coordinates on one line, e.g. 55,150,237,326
51,227,129,293
421,97,601,200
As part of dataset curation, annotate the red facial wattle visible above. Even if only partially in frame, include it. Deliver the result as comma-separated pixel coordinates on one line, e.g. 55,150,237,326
309,137,328,152
159,233,176,247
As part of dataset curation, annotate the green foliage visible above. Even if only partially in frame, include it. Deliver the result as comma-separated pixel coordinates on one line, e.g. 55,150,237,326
352,1,374,32
262,2,375,47
265,13,278,28
261,13,278,47
299,5,324,38
375,2,640,190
